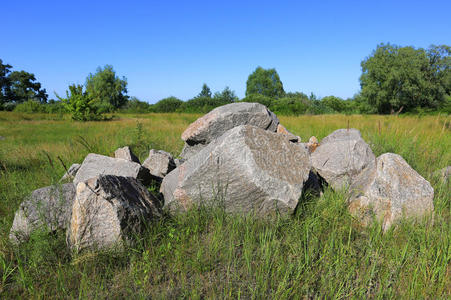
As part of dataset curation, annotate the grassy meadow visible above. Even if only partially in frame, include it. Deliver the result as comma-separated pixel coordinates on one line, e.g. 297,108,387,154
0,112,450,298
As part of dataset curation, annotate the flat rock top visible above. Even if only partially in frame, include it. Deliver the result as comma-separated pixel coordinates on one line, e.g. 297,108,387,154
73,153,143,184
181,102,279,144
321,128,362,144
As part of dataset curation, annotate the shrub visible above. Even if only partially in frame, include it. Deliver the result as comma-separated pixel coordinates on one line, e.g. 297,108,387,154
150,97,183,113
57,84,104,121
14,99,46,113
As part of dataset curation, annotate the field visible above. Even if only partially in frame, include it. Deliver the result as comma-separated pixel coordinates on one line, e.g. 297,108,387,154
0,112,450,298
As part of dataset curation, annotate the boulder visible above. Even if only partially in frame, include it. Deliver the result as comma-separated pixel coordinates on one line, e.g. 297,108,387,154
180,143,207,160
311,129,375,190
9,183,76,243
174,158,186,167
142,149,176,179
73,153,150,185
348,153,434,231
161,125,311,216
67,175,162,252
180,103,279,159
114,146,140,163
60,163,81,182
276,124,300,143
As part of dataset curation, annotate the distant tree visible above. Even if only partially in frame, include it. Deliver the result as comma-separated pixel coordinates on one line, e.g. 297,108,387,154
213,86,238,103
85,65,128,112
5,70,48,104
0,59,12,108
56,84,102,121
121,97,150,113
150,96,184,113
360,43,450,114
321,96,346,112
246,67,285,98
197,83,212,98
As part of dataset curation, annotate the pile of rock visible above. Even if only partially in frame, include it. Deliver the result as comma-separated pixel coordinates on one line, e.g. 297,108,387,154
9,102,439,251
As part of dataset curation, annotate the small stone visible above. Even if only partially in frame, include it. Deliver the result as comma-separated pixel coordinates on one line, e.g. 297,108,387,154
142,149,176,179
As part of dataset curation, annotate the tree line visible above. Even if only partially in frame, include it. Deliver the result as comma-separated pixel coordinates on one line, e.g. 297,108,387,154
1,43,449,119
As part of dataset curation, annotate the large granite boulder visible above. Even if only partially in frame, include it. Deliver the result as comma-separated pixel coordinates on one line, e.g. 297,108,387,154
114,146,140,163
73,153,150,185
142,149,176,180
67,175,162,252
9,183,76,243
348,153,434,231
311,129,375,190
180,102,279,159
161,125,311,216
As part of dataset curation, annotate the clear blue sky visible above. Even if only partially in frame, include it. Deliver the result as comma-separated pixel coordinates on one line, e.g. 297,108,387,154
3,0,450,103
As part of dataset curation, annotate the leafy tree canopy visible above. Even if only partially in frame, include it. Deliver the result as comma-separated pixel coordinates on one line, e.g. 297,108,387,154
3,69,48,104
85,65,128,112
246,67,285,98
360,43,450,114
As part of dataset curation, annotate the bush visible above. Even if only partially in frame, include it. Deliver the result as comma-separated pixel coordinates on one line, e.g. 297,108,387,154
57,84,104,121
120,97,151,113
14,100,46,113
177,96,230,113
149,97,183,113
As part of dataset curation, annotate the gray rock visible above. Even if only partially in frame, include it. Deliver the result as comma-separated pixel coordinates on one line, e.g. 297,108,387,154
161,125,311,216
174,158,186,167
311,129,375,190
321,128,362,144
73,153,150,185
180,143,207,160
348,153,434,231
9,183,76,243
276,124,300,143
67,175,162,252
0,136,5,140
142,149,176,179
181,102,279,145
60,163,81,182
114,146,140,163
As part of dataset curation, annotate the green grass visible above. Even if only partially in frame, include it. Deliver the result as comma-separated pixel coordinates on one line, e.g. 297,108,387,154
0,112,450,298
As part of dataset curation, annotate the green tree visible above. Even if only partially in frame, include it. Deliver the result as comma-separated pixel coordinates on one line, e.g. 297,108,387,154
213,86,238,103
321,96,346,112
56,84,102,121
197,83,212,98
0,59,12,108
245,67,285,98
85,65,128,112
5,70,48,104
360,43,450,114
